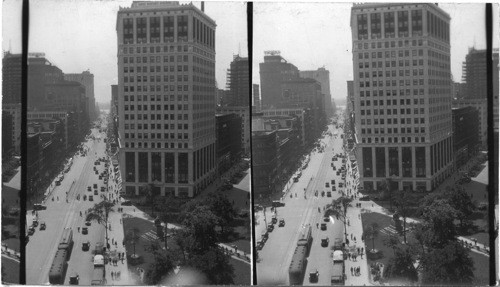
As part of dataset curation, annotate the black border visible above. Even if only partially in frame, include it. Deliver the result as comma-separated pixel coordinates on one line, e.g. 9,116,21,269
247,2,256,285
19,0,29,284
485,3,496,286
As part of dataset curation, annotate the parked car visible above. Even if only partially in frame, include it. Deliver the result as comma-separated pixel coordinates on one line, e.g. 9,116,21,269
82,241,90,251
321,237,329,247
87,186,91,191
321,223,327,230
28,226,35,236
267,224,274,232
94,190,98,195
82,227,88,235
40,222,46,230
279,218,285,227
88,195,94,202
327,191,332,197
309,270,319,283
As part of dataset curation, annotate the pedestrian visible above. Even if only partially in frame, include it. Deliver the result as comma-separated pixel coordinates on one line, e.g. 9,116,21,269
357,267,360,275
316,223,319,229
348,252,351,260
77,227,80,233
111,271,114,280
351,234,353,240
354,236,356,242
350,266,353,276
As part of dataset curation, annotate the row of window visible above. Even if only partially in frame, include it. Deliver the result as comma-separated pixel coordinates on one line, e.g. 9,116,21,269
360,89,425,97
124,55,189,64
124,94,189,102
361,117,425,125
358,49,424,60
124,74,189,83
359,78,425,88
361,98,425,106
124,85,190,92
362,127,426,135
121,44,214,60
356,39,424,50
124,141,189,149
359,68,425,78
125,132,189,139
124,65,188,73
361,136,426,144
360,108,425,115
124,113,189,121
358,59,425,69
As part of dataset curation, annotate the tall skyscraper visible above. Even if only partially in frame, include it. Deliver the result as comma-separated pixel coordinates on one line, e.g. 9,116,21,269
351,3,453,192
253,84,260,111
259,51,299,109
226,55,249,107
2,52,22,105
461,48,499,99
300,67,333,117
116,1,216,198
65,70,97,122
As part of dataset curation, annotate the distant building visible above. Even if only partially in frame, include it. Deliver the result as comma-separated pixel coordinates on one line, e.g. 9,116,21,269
453,98,487,149
461,48,499,100
452,107,479,167
27,54,65,111
216,113,243,174
217,106,250,155
2,112,14,157
300,67,333,118
3,103,21,154
253,84,260,112
226,55,249,107
27,111,71,150
261,108,312,147
65,71,97,122
259,51,299,109
252,130,278,197
2,52,22,104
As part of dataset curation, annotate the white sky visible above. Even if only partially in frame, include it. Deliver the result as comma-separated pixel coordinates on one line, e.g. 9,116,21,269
253,2,499,101
2,0,247,104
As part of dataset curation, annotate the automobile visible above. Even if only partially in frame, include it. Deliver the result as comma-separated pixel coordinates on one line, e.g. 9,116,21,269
93,183,98,189
101,186,106,192
321,191,325,197
85,221,91,226
98,175,102,180
331,163,334,167
339,183,344,188
327,191,332,197
271,215,277,224
321,223,327,230
331,179,335,184
278,218,285,227
56,181,61,186
256,240,264,250
325,182,330,188
69,273,79,285
332,186,336,191
293,177,299,182
309,270,319,283
32,219,39,227
333,166,336,170
321,237,329,247
87,186,91,191
360,196,370,201
28,226,35,236
82,227,88,235
83,195,87,201
82,241,90,251
94,190,98,195
272,201,285,208
33,204,47,211
333,238,344,250
88,195,94,201
261,231,269,243
122,200,132,206
267,224,274,232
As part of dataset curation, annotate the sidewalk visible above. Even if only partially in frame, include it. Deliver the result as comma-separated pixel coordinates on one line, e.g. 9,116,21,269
104,208,133,285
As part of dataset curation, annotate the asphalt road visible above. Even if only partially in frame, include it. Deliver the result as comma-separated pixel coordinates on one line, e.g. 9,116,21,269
26,116,110,285
256,119,348,285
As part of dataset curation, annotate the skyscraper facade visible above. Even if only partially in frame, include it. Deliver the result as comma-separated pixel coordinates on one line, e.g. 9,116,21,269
300,67,333,118
116,1,217,198
2,52,22,105
226,55,249,107
259,51,299,109
65,71,97,122
351,3,453,192
461,48,499,99
253,84,260,111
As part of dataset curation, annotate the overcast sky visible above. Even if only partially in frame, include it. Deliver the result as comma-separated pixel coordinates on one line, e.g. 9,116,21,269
2,0,247,104
253,3,499,101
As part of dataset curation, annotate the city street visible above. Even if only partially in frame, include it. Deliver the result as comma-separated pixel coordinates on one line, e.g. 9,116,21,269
26,115,111,285
256,117,362,285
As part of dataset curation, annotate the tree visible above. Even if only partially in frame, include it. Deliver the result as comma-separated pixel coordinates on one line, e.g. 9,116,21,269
394,189,413,243
383,234,400,256
181,205,219,253
325,196,353,241
420,241,474,285
186,247,235,284
421,199,457,248
125,227,141,259
385,246,418,282
443,187,475,229
144,241,175,285
364,222,379,252
141,183,159,216
86,200,114,246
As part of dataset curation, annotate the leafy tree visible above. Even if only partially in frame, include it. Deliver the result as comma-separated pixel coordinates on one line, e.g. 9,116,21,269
186,247,235,284
325,196,353,241
144,241,175,285
86,200,114,245
383,234,400,256
141,183,160,216
385,246,418,282
420,241,474,285
125,227,141,258
364,222,379,252
421,199,457,248
394,189,413,243
443,187,475,229
181,205,219,253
